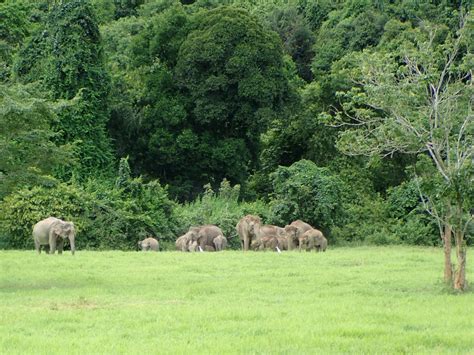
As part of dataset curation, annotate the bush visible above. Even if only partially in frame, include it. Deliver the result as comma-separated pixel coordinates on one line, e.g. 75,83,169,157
269,159,344,236
387,180,439,246
0,174,176,250
174,179,270,250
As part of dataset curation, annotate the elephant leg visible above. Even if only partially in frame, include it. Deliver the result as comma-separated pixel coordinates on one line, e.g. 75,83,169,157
35,240,41,254
57,239,64,254
49,235,57,254
243,235,249,251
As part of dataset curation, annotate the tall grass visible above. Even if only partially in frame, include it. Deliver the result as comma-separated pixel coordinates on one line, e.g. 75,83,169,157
1,246,473,354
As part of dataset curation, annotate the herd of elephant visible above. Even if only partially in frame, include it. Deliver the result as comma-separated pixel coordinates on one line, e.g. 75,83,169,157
150,214,328,253
32,215,327,254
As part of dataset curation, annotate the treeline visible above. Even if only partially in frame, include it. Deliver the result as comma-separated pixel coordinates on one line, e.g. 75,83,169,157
0,0,472,252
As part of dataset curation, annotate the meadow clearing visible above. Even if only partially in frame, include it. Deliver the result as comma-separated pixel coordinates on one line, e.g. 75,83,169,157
1,246,473,354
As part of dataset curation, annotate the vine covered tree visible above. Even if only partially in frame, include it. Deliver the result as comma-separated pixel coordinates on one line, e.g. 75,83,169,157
16,0,114,177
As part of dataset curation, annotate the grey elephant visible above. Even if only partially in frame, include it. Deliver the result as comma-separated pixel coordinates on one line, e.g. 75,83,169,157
284,220,313,250
138,237,159,251
236,215,286,251
176,232,193,252
251,236,279,251
188,240,198,252
32,217,76,255
188,225,224,250
300,229,327,252
236,215,261,251
213,235,227,251
276,236,288,250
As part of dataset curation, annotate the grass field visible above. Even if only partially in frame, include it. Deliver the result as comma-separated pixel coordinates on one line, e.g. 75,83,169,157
1,247,473,354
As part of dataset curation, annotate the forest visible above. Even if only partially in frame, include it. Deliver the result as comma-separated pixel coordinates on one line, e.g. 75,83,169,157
0,0,472,289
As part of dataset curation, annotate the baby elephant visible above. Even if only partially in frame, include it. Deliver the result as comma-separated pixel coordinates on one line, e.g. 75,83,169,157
138,237,159,251
213,235,227,251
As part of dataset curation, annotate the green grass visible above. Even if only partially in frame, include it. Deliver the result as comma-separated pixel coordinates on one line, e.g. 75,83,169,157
1,247,473,354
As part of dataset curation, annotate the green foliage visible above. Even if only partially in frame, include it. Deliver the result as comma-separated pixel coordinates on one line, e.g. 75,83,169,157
15,0,114,177
115,156,132,189
312,3,388,77
4,0,469,252
174,179,270,249
269,160,344,235
0,175,176,250
107,5,296,199
114,0,145,19
267,5,315,81
0,83,71,199
0,2,33,81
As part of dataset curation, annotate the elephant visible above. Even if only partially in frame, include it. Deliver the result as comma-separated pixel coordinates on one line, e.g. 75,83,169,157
138,237,159,251
176,232,193,252
188,241,215,252
276,236,288,250
213,235,227,251
236,215,287,251
284,220,313,250
188,241,198,252
236,215,261,251
32,217,76,255
258,224,286,238
251,236,279,251
188,225,224,250
300,229,327,252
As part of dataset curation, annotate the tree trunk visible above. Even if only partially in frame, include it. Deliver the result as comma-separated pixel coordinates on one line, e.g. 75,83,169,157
442,223,453,284
453,229,467,291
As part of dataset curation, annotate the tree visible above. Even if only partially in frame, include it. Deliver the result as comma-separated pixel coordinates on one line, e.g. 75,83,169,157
269,159,344,235
0,83,71,199
109,5,295,199
16,0,114,178
267,5,315,81
326,14,473,290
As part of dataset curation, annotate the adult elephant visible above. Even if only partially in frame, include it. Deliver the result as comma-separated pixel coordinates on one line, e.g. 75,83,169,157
138,237,159,251
300,229,328,252
236,215,284,251
236,215,261,251
188,225,224,251
32,217,76,255
284,220,313,250
176,232,193,252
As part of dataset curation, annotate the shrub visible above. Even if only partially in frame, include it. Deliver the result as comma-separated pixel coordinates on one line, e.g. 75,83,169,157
387,180,439,246
269,159,344,236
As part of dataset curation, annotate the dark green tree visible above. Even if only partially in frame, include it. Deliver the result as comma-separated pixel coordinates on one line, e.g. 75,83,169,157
268,5,315,81
15,0,114,178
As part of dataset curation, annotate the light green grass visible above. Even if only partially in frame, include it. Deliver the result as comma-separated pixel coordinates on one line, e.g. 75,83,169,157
1,247,473,354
